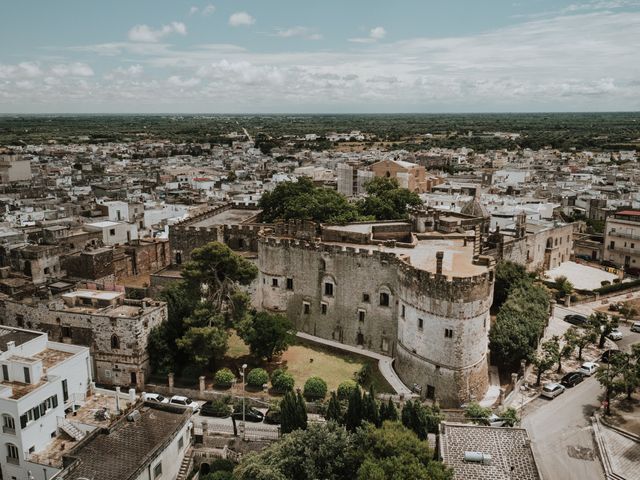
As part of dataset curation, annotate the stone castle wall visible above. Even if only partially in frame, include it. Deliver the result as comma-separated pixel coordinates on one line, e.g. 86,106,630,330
256,235,494,406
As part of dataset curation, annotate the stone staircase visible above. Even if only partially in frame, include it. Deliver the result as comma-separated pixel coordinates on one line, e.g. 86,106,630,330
177,446,194,480
58,418,84,441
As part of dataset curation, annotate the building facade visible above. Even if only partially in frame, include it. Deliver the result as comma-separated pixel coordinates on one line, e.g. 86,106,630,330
604,210,640,271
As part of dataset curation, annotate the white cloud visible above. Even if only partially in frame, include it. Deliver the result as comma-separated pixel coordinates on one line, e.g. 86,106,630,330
369,26,386,40
128,22,187,43
202,4,216,16
0,62,42,79
349,26,387,43
273,26,322,40
189,6,199,16
50,62,94,77
229,12,255,27
167,75,201,87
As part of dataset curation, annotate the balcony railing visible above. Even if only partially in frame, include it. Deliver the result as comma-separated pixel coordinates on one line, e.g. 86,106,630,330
6,456,19,465
608,230,640,241
2,426,15,435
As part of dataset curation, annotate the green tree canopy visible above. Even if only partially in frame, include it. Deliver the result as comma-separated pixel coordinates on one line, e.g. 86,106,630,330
237,311,293,361
357,177,422,220
259,177,364,224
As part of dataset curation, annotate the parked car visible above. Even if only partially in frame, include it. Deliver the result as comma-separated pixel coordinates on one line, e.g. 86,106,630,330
601,349,624,363
142,392,169,404
169,395,200,412
264,407,281,425
541,383,566,399
607,329,623,341
624,266,640,277
560,372,585,388
578,362,599,376
232,407,265,423
601,260,618,269
631,322,640,333
576,254,592,261
608,302,623,312
564,314,588,326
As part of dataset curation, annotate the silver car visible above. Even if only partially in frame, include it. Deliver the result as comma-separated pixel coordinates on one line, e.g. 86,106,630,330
631,322,640,333
541,383,566,399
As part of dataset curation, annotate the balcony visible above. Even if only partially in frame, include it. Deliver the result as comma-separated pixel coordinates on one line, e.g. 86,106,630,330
6,456,19,465
608,230,640,241
2,426,15,435
608,245,640,255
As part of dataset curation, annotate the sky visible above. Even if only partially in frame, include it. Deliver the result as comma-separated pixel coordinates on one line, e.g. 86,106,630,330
1,0,640,113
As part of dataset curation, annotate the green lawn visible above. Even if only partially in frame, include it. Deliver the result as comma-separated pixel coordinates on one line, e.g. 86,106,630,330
225,332,393,395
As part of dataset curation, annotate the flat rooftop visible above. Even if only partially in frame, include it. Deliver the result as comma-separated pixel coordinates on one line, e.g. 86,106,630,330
0,328,40,351
322,236,486,278
63,289,123,301
190,208,258,227
62,404,190,480
440,422,541,480
326,222,408,234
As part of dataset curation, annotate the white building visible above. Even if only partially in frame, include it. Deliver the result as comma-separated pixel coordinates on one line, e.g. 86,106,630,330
84,221,139,246
0,155,31,183
0,327,91,480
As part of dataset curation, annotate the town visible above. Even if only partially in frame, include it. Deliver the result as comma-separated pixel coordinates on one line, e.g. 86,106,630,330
0,113,638,480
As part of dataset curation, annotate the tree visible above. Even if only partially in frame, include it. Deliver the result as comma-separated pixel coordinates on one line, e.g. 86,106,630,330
589,311,619,349
326,391,343,423
280,391,307,434
353,422,452,480
464,402,492,426
563,326,596,360
337,380,359,401
529,349,555,386
357,177,422,220
595,357,625,415
238,311,293,361
500,407,520,427
541,335,572,374
379,397,399,422
362,386,381,427
618,302,638,323
181,241,258,319
402,400,442,440
175,325,228,370
233,422,357,480
553,275,574,299
492,261,531,310
345,386,364,432
259,177,365,224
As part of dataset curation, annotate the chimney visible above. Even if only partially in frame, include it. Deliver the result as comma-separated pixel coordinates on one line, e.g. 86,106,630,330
129,388,136,404
6,341,15,351
115,386,121,414
436,251,444,276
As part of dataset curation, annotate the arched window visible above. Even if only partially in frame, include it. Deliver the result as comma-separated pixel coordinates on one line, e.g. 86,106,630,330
111,335,120,350
379,292,390,307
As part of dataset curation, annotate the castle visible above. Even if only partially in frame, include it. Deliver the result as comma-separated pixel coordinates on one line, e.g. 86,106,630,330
255,209,495,407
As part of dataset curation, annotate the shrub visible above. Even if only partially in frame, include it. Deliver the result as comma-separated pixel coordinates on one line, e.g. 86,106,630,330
246,368,269,388
204,399,231,417
214,368,235,388
208,458,235,472
265,403,281,424
337,380,359,400
202,472,233,480
304,376,328,400
271,370,295,393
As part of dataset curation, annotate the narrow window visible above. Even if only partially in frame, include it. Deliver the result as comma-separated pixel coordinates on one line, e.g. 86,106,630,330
303,302,310,315
358,310,365,323
272,278,279,287
401,305,406,318
111,335,120,350
23,367,30,384
444,328,453,338
362,293,370,303
324,282,334,296
418,318,423,330
379,292,390,307
321,303,327,315
154,462,163,478
286,278,294,290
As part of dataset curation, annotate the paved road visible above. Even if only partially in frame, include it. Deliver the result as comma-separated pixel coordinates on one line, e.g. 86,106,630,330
522,376,605,480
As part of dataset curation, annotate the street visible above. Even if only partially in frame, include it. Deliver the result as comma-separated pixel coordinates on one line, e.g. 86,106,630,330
522,376,604,480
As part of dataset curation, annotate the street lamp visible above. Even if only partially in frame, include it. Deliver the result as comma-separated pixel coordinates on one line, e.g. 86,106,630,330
241,363,247,440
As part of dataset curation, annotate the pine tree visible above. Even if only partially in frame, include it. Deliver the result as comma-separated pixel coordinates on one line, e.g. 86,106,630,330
326,391,343,424
280,391,297,434
345,386,363,432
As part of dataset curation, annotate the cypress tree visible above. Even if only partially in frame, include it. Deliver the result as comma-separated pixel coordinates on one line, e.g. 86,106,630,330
326,391,342,424
280,391,297,434
363,386,380,427
296,390,308,430
345,386,363,432
381,397,398,422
